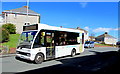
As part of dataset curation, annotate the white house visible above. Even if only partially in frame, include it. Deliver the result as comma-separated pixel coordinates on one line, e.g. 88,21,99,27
2,6,40,33
95,32,117,45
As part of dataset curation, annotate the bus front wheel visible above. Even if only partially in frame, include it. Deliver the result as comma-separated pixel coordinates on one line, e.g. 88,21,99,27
71,49,76,57
34,53,44,64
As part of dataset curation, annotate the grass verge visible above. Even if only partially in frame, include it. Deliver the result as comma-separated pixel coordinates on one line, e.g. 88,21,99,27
2,34,20,48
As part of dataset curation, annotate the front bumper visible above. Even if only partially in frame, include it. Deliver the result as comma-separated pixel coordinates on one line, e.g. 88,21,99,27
16,53,32,61
84,45,89,48
16,49,35,61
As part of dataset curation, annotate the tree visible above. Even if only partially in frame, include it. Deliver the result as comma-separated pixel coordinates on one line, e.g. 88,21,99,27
0,27,9,42
2,23,16,34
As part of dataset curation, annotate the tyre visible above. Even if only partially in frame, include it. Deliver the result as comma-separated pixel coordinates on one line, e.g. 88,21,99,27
71,49,76,57
118,49,120,52
15,56,20,60
88,45,90,48
34,53,44,64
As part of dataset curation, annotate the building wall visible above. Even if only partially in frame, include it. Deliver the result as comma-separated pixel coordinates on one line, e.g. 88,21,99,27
3,13,40,33
104,37,117,45
84,32,89,41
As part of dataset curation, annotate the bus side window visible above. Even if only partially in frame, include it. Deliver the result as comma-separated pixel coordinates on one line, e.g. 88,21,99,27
60,38,66,45
40,32,45,46
40,36,45,46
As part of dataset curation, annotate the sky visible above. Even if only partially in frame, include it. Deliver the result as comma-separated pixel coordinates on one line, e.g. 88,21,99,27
1,2,119,40
1,0,120,2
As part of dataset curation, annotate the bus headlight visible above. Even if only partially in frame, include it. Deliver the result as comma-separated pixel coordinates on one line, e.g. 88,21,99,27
26,53,31,57
16,51,20,54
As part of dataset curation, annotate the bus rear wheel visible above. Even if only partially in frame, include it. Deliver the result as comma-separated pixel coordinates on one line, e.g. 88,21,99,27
71,49,76,57
34,53,44,64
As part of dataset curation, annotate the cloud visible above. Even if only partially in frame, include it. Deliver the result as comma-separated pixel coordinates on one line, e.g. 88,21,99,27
80,2,87,8
93,27,120,33
84,26,89,31
113,28,120,31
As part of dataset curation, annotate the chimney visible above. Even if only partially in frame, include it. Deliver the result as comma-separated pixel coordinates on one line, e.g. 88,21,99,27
77,27,80,29
60,26,62,28
105,32,108,34
23,6,29,9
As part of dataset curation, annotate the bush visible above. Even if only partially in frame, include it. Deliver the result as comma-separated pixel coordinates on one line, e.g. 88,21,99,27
101,42,105,44
0,27,1,42
2,23,16,34
0,27,9,42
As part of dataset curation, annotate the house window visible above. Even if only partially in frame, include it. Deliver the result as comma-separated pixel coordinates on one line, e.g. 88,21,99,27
6,13,8,17
5,13,8,23
2,14,5,19
14,14,17,18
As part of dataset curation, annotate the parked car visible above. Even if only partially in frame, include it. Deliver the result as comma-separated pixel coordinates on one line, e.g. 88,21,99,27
84,41,94,48
94,42,100,44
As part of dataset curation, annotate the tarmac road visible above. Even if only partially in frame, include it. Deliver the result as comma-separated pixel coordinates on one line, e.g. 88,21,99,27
1,47,120,74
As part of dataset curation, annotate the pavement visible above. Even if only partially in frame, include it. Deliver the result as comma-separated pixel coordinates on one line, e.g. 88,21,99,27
0,54,16,58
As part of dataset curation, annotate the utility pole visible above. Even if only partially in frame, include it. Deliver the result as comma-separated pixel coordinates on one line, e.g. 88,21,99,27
27,0,29,18
25,0,29,25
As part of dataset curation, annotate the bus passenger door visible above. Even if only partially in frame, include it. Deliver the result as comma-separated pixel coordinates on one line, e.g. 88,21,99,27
46,32,55,59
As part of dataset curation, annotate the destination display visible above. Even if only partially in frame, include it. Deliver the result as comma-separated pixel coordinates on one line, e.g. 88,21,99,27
23,24,38,31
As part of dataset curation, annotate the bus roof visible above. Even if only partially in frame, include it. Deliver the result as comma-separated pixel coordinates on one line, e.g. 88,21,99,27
38,23,84,33
23,23,84,33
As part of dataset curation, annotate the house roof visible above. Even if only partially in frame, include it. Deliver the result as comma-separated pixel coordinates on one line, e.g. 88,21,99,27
3,6,40,16
68,27,88,34
76,28,88,33
96,33,116,39
89,36,95,39
71,28,87,33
